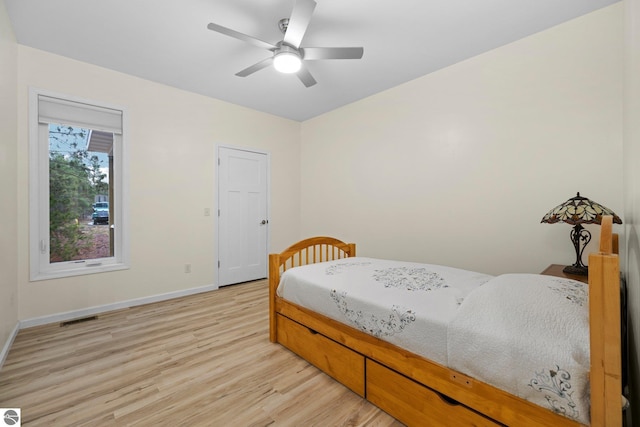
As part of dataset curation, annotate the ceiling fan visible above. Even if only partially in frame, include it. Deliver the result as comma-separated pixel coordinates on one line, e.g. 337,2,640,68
207,0,364,87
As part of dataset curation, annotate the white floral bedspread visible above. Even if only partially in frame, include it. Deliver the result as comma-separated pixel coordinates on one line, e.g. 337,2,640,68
447,273,590,425
277,257,493,366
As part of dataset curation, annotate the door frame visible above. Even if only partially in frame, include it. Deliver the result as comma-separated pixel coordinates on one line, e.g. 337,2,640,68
215,144,271,287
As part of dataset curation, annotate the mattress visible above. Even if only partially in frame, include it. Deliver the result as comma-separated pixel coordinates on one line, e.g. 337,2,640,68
277,256,493,366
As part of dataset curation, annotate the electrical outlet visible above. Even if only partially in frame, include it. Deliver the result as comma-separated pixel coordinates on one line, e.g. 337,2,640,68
185,264,191,273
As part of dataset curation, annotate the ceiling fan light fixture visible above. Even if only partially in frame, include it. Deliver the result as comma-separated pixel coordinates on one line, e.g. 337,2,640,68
273,48,301,74
207,0,362,87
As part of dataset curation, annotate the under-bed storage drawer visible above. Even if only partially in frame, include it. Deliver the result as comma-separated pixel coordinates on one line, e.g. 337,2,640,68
366,359,502,427
276,314,365,397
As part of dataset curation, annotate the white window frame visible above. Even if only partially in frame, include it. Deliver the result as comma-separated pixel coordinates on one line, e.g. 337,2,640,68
29,88,130,281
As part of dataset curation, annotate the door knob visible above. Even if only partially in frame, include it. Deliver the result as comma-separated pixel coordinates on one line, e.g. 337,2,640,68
260,220,268,225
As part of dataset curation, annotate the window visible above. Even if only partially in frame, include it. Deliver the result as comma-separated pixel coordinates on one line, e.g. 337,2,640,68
29,89,129,280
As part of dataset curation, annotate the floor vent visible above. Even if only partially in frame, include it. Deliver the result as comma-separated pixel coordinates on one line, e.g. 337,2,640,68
60,316,98,327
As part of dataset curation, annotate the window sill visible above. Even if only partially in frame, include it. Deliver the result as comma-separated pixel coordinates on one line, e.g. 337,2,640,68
30,262,129,282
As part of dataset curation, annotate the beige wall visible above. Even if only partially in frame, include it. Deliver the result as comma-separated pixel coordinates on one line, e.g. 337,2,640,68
301,5,624,277
15,46,301,320
624,0,640,422
0,0,18,357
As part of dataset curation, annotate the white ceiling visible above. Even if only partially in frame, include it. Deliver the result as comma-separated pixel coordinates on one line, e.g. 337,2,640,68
5,0,619,122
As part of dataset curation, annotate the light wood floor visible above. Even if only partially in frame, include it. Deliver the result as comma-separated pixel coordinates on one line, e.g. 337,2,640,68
0,280,403,426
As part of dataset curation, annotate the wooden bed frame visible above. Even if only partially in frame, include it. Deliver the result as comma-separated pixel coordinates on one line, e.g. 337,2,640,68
268,217,623,427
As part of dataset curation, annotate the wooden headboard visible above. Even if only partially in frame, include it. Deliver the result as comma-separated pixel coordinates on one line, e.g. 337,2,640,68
274,236,355,272
268,236,355,342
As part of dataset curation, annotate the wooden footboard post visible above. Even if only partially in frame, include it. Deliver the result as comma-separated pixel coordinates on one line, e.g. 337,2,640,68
589,216,622,427
269,253,280,343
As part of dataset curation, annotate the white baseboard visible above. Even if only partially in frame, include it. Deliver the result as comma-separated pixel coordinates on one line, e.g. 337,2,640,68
0,322,20,370
20,283,219,329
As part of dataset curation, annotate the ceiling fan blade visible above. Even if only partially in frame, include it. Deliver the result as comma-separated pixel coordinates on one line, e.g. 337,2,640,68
302,47,364,60
297,66,317,87
235,57,274,77
283,0,317,49
207,23,276,51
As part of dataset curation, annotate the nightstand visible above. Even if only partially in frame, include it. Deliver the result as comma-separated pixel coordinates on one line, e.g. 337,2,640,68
540,264,589,284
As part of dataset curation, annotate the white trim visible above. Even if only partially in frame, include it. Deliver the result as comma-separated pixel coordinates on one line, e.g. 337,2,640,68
30,263,130,281
38,94,123,134
28,89,41,281
0,322,20,370
19,283,219,329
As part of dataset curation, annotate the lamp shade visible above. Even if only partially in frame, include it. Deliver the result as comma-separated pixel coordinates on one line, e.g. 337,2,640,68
541,192,621,276
540,192,622,225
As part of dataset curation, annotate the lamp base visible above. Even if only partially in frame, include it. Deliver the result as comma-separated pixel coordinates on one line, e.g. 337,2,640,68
562,264,588,276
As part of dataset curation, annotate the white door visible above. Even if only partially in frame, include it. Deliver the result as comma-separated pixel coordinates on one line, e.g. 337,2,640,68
217,147,269,286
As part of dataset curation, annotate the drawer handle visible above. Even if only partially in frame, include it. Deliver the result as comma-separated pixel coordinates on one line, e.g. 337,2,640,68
437,393,461,407
306,327,319,335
